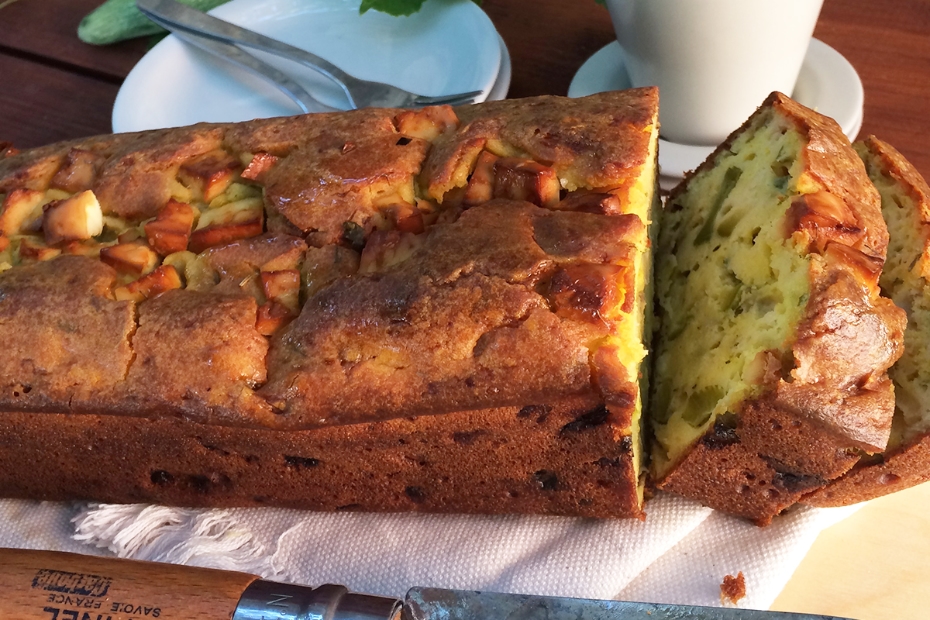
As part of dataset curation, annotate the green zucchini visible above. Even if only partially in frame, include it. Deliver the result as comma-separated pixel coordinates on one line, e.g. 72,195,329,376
78,0,230,45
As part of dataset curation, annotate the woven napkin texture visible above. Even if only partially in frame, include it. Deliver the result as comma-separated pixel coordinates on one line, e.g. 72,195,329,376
0,494,858,610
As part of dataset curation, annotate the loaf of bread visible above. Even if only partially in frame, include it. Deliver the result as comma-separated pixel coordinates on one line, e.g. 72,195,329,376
650,93,906,524
805,136,930,507
0,90,660,518
2,89,922,524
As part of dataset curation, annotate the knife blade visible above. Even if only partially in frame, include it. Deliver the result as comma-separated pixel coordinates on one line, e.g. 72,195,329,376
402,587,848,620
0,548,855,620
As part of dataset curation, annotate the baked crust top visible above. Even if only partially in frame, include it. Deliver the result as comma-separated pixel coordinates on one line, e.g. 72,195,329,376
262,201,645,427
0,256,135,411
0,90,659,431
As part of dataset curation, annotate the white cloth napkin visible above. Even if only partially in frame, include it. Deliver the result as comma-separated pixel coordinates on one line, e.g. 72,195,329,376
0,494,858,610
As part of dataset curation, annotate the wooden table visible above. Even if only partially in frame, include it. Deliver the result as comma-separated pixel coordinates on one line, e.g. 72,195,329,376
1,0,928,616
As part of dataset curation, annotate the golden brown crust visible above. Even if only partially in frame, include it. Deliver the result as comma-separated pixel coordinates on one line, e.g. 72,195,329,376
198,233,308,299
94,127,225,221
0,151,65,194
0,256,135,412
261,201,644,427
223,108,399,158
804,136,930,507
0,397,642,518
773,265,905,451
803,434,930,507
119,290,272,426
859,135,930,281
263,134,430,242
778,102,887,260
422,88,658,204
862,135,930,210
0,136,125,194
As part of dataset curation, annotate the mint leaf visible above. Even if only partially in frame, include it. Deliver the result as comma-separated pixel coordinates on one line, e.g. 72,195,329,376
360,0,428,16
360,0,482,17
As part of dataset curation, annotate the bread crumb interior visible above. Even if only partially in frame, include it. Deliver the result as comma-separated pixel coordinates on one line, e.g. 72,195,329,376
651,111,812,476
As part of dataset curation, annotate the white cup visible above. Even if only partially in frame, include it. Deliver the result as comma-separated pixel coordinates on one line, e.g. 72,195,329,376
604,0,824,146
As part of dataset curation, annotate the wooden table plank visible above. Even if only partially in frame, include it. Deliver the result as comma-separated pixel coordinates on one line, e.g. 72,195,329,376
483,0,613,98
0,0,149,80
814,0,930,178
0,55,121,148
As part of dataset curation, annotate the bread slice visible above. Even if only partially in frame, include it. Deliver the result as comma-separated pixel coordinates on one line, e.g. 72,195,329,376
0,90,659,517
806,136,930,506
650,93,906,524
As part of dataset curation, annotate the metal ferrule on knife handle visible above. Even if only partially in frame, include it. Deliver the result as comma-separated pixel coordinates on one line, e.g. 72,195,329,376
232,581,401,620
0,547,400,620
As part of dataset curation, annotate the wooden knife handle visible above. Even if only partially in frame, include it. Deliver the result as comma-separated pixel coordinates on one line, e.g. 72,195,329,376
0,547,402,620
0,547,258,620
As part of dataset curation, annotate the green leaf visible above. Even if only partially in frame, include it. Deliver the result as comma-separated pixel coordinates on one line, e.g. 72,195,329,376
361,0,482,16
359,0,428,16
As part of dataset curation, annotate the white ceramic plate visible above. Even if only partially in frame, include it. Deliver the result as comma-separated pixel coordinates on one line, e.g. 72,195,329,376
489,36,512,103
113,0,502,133
568,38,864,185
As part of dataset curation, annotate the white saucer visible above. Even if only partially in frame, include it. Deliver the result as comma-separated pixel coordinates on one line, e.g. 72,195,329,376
489,36,512,103
568,38,864,186
113,0,504,133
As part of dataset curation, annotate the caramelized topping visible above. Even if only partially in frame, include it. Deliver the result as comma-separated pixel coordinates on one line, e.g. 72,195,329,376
18,237,61,262
100,241,160,276
178,150,241,203
114,264,183,302
463,153,562,209
0,188,46,236
241,152,279,183
786,190,861,253
382,201,425,234
256,300,296,336
555,191,623,216
261,269,301,314
464,151,499,206
50,148,106,193
358,229,422,274
494,158,561,208
394,106,459,141
144,199,196,256
302,244,360,299
189,199,264,253
824,242,884,288
547,264,628,323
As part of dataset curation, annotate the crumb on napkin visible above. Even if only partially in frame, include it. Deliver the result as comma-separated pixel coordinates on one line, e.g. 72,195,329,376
720,571,746,605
